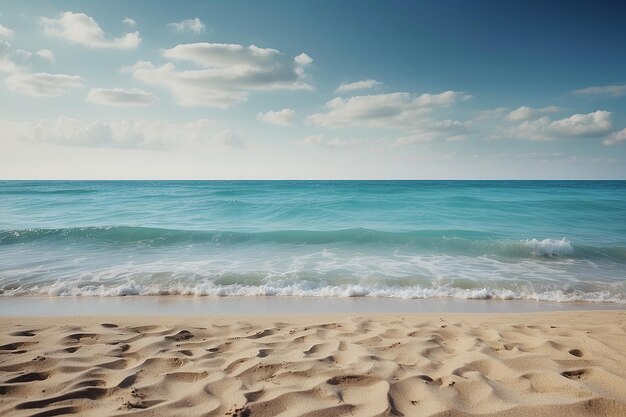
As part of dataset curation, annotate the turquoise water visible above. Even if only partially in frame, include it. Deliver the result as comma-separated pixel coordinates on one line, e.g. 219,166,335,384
1,181,625,302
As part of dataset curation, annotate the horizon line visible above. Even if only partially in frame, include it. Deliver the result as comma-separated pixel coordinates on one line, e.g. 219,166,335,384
1,178,625,182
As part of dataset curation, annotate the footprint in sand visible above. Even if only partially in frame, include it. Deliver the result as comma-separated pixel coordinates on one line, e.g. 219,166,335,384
326,374,379,386
62,333,97,345
0,342,32,351
247,329,276,339
165,330,194,341
257,348,273,358
64,346,80,353
10,330,37,337
568,349,584,357
561,369,587,379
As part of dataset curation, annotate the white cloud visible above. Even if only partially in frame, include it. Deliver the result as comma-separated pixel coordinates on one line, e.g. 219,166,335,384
167,18,205,34
86,87,159,107
0,23,14,39
41,12,140,49
335,79,382,93
161,43,301,71
20,117,240,149
573,84,626,97
0,40,17,73
6,72,84,97
122,17,137,27
307,91,472,145
127,43,313,107
257,109,295,126
12,49,31,59
604,128,626,146
303,134,361,149
35,49,55,62
510,111,612,141
294,53,313,67
307,91,470,128
549,111,611,136
393,120,470,145
0,42,79,98
0,40,12,56
473,107,508,120
214,129,245,149
0,42,54,67
506,105,558,121
0,57,16,73
29,117,113,147
0,41,30,65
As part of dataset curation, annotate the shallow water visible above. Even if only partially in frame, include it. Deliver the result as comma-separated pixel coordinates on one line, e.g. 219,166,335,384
1,180,625,302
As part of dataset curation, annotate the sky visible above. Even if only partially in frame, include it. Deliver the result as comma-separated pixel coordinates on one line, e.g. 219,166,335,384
1,0,625,179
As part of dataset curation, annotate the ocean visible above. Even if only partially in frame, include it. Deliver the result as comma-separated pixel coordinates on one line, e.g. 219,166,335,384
0,180,625,303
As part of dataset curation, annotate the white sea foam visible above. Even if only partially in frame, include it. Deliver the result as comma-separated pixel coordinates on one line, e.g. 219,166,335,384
3,279,624,303
2,233,624,303
522,237,574,256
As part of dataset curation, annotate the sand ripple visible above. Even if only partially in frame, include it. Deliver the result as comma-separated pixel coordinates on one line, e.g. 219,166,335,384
1,311,625,416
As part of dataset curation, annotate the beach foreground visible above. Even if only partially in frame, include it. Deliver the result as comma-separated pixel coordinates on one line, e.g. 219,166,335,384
1,311,625,417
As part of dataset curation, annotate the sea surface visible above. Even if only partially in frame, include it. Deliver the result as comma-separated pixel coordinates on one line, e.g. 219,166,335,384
0,180,625,303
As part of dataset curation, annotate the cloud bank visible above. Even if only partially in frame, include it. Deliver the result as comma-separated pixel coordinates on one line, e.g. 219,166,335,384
6,72,84,97
509,111,612,141
21,117,241,150
506,106,558,121
86,88,159,107
303,134,361,149
167,18,205,34
41,12,141,49
573,84,626,97
122,17,137,27
35,49,55,62
308,91,470,128
257,109,295,126
335,79,382,93
604,128,626,146
0,23,14,39
127,43,313,107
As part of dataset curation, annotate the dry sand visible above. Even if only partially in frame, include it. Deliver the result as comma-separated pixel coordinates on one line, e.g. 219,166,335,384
1,311,625,416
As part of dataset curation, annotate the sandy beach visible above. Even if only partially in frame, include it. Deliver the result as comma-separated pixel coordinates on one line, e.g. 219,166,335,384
2,0,626,415
1,311,625,416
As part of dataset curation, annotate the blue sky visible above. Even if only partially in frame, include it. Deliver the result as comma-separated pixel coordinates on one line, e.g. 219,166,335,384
1,0,625,179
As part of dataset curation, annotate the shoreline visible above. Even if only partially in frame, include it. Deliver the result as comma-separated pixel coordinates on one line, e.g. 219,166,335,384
0,295,624,316
1,311,625,416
